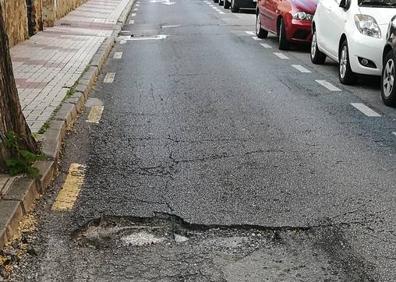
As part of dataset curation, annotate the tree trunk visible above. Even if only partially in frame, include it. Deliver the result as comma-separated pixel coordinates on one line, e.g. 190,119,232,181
0,2,38,173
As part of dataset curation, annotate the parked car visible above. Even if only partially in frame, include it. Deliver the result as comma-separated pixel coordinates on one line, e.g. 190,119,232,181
255,0,318,50
311,0,396,85
224,0,255,13
381,15,396,107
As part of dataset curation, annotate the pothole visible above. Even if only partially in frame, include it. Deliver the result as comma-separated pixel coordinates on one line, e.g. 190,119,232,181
70,214,376,281
121,231,165,246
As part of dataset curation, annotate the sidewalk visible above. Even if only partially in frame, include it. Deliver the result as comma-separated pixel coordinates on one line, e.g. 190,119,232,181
0,0,134,250
11,0,130,133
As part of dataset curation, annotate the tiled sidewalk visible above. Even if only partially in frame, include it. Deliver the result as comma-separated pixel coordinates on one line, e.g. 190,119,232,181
11,0,130,133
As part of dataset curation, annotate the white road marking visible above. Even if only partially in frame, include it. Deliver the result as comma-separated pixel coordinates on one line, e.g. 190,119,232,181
245,31,255,35
113,52,123,59
273,52,289,60
150,0,175,5
260,43,272,49
131,13,136,17
133,7,138,11
119,34,168,41
252,36,261,41
136,3,140,6
129,19,135,24
351,103,381,117
292,65,311,73
218,11,225,14
392,132,396,137
315,80,341,92
120,40,126,44
162,24,180,28
104,73,116,83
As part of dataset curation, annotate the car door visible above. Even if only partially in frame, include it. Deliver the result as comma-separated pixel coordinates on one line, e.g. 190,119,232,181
260,0,278,33
324,0,348,60
315,0,338,55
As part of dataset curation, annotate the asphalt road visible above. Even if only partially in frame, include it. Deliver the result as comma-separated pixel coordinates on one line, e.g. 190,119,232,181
11,0,396,280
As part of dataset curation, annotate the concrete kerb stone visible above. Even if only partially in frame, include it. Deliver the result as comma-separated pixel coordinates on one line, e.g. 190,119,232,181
3,177,40,214
64,92,85,114
0,200,23,249
34,161,56,194
41,120,66,160
54,103,78,130
0,0,136,251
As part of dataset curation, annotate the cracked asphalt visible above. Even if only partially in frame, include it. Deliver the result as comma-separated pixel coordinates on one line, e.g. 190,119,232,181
10,0,396,280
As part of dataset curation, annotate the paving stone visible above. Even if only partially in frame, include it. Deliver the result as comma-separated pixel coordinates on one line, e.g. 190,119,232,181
10,0,131,134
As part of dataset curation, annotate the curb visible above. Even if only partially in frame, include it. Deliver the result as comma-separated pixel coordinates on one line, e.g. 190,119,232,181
0,0,135,250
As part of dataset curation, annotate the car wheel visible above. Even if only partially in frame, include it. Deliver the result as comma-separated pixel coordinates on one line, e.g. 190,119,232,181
230,0,239,13
224,0,230,8
278,18,289,50
256,12,268,39
339,39,356,85
310,30,326,64
381,50,396,107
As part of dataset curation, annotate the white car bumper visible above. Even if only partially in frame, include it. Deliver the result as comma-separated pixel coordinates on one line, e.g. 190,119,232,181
348,26,387,77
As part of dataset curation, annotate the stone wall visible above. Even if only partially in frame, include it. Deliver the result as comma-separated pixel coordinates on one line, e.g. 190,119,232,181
0,0,29,47
43,0,88,27
0,0,87,47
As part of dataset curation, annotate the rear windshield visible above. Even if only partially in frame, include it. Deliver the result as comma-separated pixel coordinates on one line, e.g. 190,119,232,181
358,0,396,7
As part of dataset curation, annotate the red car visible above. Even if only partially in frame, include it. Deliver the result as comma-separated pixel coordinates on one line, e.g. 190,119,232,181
256,0,317,50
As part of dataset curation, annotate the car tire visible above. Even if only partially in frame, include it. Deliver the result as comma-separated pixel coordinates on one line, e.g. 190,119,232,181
310,29,326,64
230,0,239,13
219,0,224,6
278,18,289,50
256,12,268,39
339,39,356,85
381,50,396,107
224,0,230,9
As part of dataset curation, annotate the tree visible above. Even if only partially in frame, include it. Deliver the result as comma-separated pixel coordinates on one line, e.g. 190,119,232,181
0,2,38,173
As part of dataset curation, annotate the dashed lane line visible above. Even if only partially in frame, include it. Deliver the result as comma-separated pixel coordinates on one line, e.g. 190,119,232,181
351,103,381,117
113,52,123,59
252,36,261,41
133,7,138,11
292,65,311,73
315,80,341,92
260,43,272,49
104,72,116,83
245,31,255,35
129,19,135,24
273,52,289,60
392,132,396,137
119,34,167,41
87,106,105,124
162,24,181,28
52,164,86,212
131,13,136,17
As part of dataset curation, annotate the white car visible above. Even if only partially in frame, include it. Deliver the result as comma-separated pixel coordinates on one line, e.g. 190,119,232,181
311,0,396,84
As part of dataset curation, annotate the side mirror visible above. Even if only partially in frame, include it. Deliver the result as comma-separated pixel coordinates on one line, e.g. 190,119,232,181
339,0,349,9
